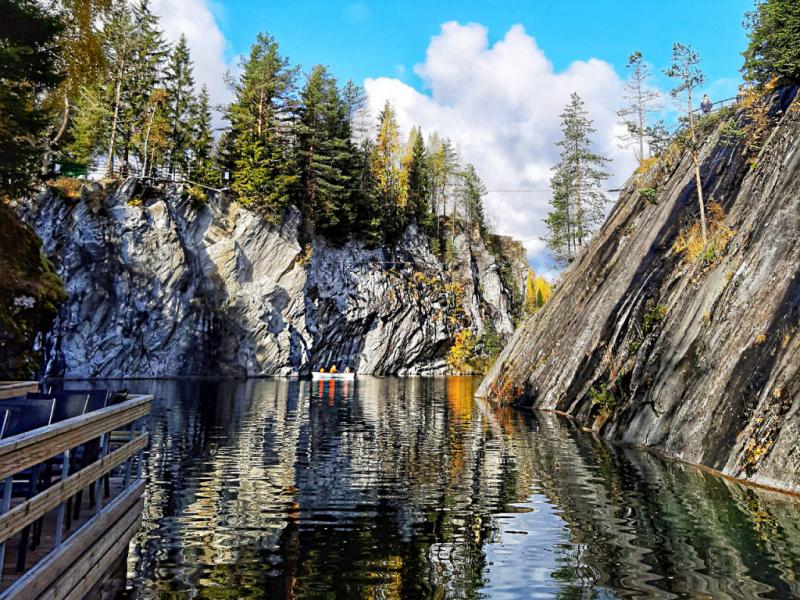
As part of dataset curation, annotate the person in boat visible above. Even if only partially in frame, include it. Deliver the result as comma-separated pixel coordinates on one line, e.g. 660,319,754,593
700,94,713,114
319,367,326,373
344,367,352,374
329,365,337,373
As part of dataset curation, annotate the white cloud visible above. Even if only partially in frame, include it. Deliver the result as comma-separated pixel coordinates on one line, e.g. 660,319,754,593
364,22,639,268
149,0,233,112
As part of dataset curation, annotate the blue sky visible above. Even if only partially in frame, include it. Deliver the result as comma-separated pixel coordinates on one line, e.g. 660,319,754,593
213,0,751,102
156,0,755,275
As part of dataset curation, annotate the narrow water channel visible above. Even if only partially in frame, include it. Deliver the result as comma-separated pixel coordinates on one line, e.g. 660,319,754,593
87,377,800,599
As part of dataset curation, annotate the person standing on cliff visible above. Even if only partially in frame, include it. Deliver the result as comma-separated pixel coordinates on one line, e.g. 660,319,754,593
701,94,713,113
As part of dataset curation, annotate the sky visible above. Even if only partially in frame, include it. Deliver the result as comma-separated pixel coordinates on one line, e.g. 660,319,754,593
150,0,753,277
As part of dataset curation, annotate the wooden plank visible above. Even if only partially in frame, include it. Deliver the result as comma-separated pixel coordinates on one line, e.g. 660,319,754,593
0,481,144,600
0,383,38,401
0,396,151,457
44,499,142,600
0,397,151,481
0,434,148,544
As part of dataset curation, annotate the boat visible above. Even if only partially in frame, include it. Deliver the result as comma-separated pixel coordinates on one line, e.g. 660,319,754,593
311,372,356,381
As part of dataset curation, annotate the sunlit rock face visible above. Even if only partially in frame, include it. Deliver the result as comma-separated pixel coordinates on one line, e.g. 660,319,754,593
22,182,525,377
478,86,800,493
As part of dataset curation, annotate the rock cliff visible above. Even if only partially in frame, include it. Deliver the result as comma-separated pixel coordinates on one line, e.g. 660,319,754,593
478,86,800,493
19,182,526,378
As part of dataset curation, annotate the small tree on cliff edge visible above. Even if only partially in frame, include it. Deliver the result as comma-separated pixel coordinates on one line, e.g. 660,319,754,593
742,0,800,85
617,51,663,162
665,43,708,243
544,93,610,263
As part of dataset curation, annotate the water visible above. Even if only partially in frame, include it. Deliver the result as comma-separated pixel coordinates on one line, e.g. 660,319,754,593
96,377,800,599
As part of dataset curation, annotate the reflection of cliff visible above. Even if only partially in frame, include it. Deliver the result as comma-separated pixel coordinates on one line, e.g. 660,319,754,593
508,412,800,600
119,377,800,599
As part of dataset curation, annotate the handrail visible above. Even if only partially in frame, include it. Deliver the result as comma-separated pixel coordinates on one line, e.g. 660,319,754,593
0,394,152,593
0,396,151,481
0,434,148,544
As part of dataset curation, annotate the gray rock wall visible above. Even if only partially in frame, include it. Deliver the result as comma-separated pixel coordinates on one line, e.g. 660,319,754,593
23,183,526,378
477,86,800,493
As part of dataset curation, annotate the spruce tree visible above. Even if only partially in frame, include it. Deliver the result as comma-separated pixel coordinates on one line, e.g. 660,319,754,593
0,0,63,193
742,0,800,85
224,32,299,215
459,163,487,234
164,34,196,175
617,51,662,162
188,85,215,186
295,65,354,236
544,93,610,263
404,128,433,230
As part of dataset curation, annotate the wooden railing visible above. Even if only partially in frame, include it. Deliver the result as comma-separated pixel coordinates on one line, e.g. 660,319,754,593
0,394,151,599
0,384,38,402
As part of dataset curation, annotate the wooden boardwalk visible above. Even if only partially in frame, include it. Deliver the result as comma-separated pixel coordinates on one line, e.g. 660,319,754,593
0,393,151,599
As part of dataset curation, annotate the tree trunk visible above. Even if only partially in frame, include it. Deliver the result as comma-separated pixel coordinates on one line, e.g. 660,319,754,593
687,89,708,242
105,60,125,178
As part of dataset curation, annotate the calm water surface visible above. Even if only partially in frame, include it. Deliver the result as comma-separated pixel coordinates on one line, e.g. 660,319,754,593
96,377,800,599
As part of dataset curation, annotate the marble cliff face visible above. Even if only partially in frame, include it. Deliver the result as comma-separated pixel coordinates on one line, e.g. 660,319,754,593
21,182,526,378
479,86,800,493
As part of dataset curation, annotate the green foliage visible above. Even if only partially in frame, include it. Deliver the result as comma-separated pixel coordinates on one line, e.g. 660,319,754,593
164,34,195,174
742,0,800,84
225,33,298,212
642,299,667,336
295,65,356,239
589,384,616,416
0,0,63,195
638,187,658,204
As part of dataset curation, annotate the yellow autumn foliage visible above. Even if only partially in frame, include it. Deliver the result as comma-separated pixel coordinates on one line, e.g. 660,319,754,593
673,202,735,264
524,269,552,315
447,328,476,373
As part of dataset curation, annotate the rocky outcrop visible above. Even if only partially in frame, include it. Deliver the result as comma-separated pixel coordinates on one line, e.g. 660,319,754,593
20,182,526,378
478,86,800,493
0,202,66,379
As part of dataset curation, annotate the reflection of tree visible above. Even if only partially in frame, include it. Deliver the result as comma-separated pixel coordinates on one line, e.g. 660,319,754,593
119,377,800,599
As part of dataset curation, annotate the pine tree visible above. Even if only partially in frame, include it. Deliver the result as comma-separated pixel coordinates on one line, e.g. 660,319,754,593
295,65,353,236
224,32,299,214
665,43,708,243
0,0,63,194
617,51,662,162
742,0,800,85
544,93,610,263
164,34,196,175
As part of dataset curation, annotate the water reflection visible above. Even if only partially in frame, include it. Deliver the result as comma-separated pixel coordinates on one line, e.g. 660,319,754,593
110,377,800,599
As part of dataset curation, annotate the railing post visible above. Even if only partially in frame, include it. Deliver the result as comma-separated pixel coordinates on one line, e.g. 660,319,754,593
54,450,70,547
0,476,12,584
94,433,108,516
